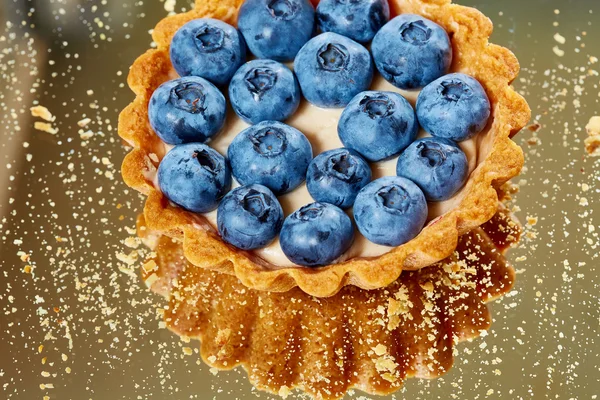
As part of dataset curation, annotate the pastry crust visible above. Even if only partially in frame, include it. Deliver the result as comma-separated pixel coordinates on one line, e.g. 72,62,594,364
119,0,530,297
138,205,520,399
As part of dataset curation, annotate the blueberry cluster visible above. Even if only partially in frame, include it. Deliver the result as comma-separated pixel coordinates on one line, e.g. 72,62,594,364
150,0,492,267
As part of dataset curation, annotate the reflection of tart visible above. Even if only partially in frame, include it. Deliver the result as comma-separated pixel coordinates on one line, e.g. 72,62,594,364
119,0,530,297
138,204,521,399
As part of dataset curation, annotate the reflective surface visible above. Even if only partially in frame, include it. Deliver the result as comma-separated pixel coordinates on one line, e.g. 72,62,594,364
1,0,599,398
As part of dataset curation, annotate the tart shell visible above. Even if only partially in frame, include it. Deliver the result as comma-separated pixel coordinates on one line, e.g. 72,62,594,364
119,0,530,297
138,204,521,399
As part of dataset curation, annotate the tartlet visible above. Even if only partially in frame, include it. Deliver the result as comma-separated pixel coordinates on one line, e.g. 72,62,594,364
138,204,521,399
119,0,530,297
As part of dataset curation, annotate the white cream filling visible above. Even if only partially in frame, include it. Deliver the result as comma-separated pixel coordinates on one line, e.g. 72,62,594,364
147,74,478,267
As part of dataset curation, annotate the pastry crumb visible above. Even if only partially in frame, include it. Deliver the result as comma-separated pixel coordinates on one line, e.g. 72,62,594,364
30,105,55,121
278,385,292,399
34,121,58,135
373,344,387,356
585,116,600,156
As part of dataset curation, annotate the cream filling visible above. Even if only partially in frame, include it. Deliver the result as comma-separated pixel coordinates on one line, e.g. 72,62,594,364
147,74,478,267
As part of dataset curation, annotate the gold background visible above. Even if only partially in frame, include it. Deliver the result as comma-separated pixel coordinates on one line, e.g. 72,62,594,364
0,0,598,398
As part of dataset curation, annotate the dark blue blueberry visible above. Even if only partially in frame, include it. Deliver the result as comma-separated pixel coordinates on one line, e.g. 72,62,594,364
157,143,232,213
353,176,427,246
294,32,373,108
170,18,246,86
148,77,226,145
316,0,390,43
229,59,301,124
372,14,452,90
306,148,371,209
416,73,491,141
338,91,419,162
227,121,313,195
280,202,354,267
217,184,284,250
396,137,469,201
238,0,315,61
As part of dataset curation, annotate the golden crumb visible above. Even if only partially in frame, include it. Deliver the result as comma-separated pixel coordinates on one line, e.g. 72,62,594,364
77,118,91,127
144,273,159,288
34,122,58,135
278,385,292,399
116,251,138,265
527,216,538,226
123,237,140,249
182,347,193,356
80,130,94,140
30,105,55,122
420,281,434,292
374,356,397,373
373,344,387,356
585,116,600,156
142,260,158,273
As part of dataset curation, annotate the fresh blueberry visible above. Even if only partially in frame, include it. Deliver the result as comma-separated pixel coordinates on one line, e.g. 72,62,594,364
306,148,371,209
316,0,390,43
229,59,301,124
396,137,469,201
353,176,427,246
148,77,226,145
217,184,284,250
228,121,313,195
280,202,354,267
238,0,315,61
338,91,419,162
416,73,491,141
372,14,452,90
294,32,373,108
170,18,246,86
158,143,232,213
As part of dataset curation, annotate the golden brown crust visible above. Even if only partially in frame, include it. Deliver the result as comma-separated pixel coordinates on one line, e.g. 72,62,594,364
119,0,530,297
138,206,519,399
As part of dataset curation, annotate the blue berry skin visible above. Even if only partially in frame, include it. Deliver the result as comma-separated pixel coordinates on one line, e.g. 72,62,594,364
316,0,390,43
227,121,313,195
229,60,301,124
306,148,371,209
396,137,469,201
238,0,315,62
280,202,354,267
338,91,419,162
158,143,232,213
217,184,284,250
372,14,452,90
170,18,246,86
294,32,374,108
416,73,491,141
148,77,226,145
353,176,427,246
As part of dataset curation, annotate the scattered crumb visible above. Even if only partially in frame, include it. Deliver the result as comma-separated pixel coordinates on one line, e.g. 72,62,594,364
34,121,58,135
585,116,600,156
30,105,55,122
